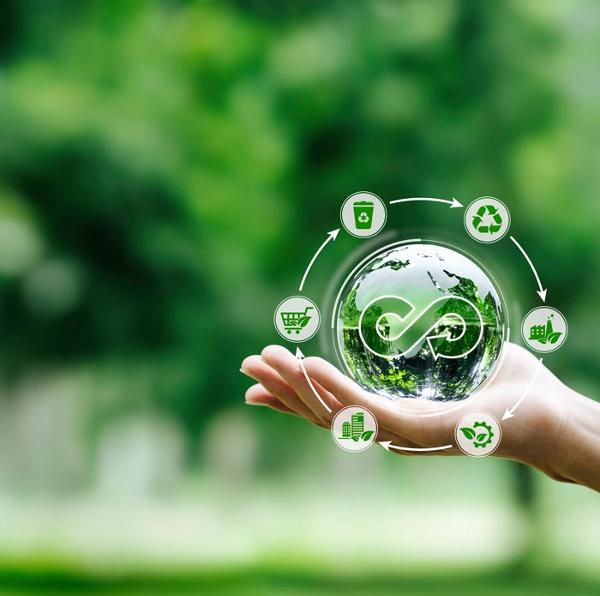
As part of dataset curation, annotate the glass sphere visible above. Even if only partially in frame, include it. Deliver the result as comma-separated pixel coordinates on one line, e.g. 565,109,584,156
335,242,505,402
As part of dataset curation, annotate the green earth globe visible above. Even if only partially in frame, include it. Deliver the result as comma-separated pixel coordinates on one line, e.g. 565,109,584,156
334,242,506,402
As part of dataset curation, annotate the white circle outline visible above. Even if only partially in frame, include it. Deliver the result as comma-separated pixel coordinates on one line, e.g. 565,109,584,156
464,196,511,244
454,412,502,458
330,405,378,453
520,306,568,353
340,191,388,239
330,238,509,418
273,295,321,343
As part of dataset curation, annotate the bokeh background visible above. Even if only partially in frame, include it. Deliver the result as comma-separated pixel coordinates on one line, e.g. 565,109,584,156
0,1,599,594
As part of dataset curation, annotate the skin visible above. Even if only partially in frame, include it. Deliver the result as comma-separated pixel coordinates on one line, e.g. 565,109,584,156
241,342,600,491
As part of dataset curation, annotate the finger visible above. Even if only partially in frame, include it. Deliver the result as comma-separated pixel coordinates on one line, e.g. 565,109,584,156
245,379,418,447
302,355,434,443
246,382,436,453
258,349,437,448
305,377,344,416
261,345,339,423
248,383,329,430
245,383,297,414
241,355,323,425
244,361,430,448
305,356,440,412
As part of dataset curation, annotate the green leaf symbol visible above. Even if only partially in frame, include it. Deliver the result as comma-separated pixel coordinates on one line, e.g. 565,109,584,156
548,332,562,344
361,430,374,441
351,436,359,442
460,427,476,440
476,433,487,442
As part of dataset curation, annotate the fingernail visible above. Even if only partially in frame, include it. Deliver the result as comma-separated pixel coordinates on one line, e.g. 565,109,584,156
245,398,265,407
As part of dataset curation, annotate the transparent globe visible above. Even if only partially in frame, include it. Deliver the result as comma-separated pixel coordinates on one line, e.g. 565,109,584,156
335,242,506,402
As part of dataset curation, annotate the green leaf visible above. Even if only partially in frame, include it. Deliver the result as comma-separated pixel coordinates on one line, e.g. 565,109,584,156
351,436,359,442
361,430,374,441
548,332,562,344
460,427,475,440
476,433,487,442
298,316,311,328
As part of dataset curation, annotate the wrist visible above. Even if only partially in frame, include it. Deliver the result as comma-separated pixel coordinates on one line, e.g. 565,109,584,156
515,377,600,490
547,387,600,490
499,370,572,482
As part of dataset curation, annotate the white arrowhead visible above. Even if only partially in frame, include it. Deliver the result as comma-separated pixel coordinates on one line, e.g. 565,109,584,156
450,197,463,208
537,288,547,302
502,409,514,421
426,329,452,361
378,440,391,451
299,229,340,291
295,347,304,359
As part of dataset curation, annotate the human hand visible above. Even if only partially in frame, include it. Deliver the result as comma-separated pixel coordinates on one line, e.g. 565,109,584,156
241,343,600,491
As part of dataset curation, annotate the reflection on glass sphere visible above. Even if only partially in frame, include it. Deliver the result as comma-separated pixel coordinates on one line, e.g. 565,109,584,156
335,242,505,402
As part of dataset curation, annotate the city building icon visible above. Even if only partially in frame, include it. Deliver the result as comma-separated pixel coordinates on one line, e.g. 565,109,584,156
342,421,351,438
339,411,366,440
351,412,364,439
332,407,377,452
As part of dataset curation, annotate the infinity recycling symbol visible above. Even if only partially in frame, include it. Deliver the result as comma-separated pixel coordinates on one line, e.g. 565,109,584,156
357,295,484,361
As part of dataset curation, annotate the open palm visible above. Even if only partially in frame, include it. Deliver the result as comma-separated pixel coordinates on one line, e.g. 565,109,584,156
241,343,568,478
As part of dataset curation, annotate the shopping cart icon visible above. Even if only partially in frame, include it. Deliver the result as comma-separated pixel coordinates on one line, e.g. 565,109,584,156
280,306,314,335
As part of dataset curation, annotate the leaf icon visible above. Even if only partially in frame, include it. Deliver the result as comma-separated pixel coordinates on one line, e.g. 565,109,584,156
548,332,562,344
361,430,374,441
460,427,475,440
476,433,487,442
351,436,359,442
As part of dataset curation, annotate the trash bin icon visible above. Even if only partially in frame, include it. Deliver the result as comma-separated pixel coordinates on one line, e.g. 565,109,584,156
353,201,374,229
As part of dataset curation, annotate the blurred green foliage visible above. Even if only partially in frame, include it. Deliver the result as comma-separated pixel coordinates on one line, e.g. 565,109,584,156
1,567,599,596
1,1,597,448
0,0,599,590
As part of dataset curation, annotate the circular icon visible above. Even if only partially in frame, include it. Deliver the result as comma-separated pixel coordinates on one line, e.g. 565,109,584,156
521,306,568,353
331,406,378,452
340,192,387,238
274,296,321,343
455,412,502,457
464,197,511,243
